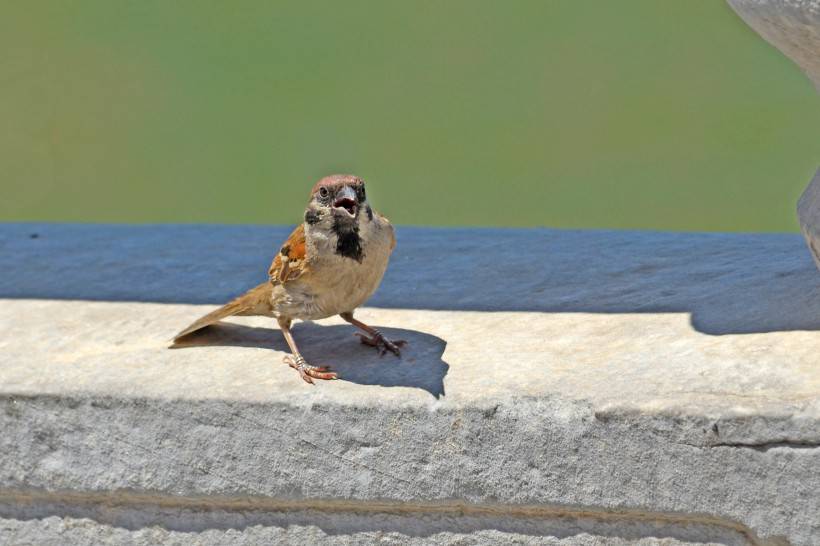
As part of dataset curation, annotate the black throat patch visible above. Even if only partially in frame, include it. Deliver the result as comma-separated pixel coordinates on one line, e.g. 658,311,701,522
332,219,364,262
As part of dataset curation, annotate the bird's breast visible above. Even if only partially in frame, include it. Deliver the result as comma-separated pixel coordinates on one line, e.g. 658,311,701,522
275,218,394,320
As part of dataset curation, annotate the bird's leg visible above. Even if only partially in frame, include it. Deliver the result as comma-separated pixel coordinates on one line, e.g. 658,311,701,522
339,312,406,357
278,318,337,384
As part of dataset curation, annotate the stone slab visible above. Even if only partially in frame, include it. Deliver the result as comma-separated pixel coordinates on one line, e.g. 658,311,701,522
1,224,818,545
798,168,820,270
727,0,820,92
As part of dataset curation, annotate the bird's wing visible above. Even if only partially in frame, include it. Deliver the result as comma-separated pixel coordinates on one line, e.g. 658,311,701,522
268,224,309,284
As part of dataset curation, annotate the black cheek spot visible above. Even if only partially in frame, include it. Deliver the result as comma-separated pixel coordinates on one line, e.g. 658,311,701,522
304,209,322,225
366,205,373,221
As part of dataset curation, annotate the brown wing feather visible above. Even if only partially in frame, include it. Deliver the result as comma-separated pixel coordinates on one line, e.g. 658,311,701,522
269,224,309,283
173,282,272,340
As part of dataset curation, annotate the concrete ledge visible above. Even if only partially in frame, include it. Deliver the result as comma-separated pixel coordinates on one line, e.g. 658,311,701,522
727,0,820,92
1,224,818,545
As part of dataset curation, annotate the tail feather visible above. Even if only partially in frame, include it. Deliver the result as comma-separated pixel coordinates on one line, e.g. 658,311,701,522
173,282,272,341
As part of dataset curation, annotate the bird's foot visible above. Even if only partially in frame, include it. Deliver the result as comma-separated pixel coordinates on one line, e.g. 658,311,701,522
355,329,406,357
283,354,337,384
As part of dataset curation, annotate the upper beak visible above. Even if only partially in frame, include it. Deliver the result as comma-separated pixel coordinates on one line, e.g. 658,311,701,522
332,186,358,217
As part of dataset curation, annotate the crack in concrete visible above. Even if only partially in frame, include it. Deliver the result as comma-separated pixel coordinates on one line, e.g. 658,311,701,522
0,489,786,546
706,441,820,452
681,440,820,453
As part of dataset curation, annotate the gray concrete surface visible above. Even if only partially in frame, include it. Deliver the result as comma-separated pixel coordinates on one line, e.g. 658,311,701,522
727,0,820,91
1,224,818,545
727,0,820,272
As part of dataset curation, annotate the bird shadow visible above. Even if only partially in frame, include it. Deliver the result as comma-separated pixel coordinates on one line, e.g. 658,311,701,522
171,322,449,399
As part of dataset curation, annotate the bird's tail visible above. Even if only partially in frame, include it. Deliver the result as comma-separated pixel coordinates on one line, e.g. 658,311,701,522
173,282,272,341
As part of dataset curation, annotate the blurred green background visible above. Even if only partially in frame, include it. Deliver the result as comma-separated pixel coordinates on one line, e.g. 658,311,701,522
3,1,819,231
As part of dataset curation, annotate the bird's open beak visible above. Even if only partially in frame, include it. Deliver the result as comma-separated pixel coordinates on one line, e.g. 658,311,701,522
332,185,358,218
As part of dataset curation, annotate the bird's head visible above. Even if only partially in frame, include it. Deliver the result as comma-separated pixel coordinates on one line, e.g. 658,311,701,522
304,174,371,232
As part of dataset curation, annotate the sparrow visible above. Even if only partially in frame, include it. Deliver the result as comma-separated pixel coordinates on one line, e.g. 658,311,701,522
173,174,405,383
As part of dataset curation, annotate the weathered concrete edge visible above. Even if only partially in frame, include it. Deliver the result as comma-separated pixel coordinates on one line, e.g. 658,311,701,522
2,393,815,545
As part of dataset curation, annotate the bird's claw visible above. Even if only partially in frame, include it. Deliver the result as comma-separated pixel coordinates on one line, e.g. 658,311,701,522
283,354,337,384
355,331,407,357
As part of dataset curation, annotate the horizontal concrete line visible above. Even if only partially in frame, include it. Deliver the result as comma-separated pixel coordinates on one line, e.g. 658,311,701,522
696,441,820,452
0,489,783,546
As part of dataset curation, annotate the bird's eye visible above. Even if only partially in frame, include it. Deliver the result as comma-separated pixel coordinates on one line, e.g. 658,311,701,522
318,187,329,198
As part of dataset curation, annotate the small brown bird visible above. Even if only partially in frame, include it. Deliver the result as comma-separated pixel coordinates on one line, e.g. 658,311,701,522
174,174,405,383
